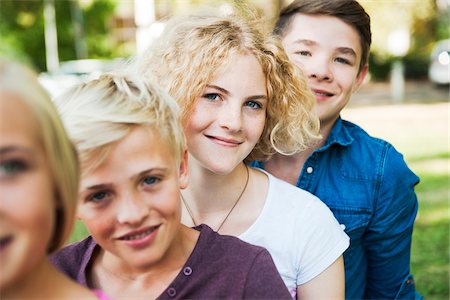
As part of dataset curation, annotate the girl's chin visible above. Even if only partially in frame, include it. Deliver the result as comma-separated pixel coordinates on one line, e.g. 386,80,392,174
190,154,244,176
205,162,239,176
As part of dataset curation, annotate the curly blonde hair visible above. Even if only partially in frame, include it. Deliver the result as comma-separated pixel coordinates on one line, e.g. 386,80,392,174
54,72,186,175
137,12,320,162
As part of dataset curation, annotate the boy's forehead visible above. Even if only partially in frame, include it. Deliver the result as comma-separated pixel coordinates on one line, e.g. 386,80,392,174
284,13,362,57
80,126,179,179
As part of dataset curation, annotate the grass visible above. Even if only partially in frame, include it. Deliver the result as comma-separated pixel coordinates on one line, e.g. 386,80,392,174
410,170,449,299
68,102,449,299
343,102,449,299
69,220,89,244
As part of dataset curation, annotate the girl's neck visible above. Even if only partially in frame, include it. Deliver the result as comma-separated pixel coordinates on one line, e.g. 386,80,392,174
182,161,249,213
181,159,267,236
3,257,95,299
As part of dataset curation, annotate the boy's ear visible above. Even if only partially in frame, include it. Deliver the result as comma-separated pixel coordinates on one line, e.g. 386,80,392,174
353,64,369,93
75,204,82,220
179,149,189,190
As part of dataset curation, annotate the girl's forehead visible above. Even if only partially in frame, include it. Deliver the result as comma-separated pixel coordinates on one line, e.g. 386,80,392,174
0,94,41,147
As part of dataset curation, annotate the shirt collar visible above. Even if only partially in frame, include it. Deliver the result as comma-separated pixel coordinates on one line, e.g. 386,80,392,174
316,117,354,152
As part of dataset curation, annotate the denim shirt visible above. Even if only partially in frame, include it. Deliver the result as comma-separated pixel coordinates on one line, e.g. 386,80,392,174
252,117,420,299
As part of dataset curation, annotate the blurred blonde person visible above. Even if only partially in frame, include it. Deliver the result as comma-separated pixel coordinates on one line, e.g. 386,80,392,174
137,12,349,299
50,73,291,299
0,59,107,299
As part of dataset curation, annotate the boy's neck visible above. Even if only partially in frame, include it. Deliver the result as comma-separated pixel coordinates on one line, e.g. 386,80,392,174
319,116,338,143
93,225,198,299
264,116,337,185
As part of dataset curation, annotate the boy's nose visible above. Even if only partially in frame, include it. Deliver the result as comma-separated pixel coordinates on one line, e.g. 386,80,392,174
117,194,150,225
307,60,333,82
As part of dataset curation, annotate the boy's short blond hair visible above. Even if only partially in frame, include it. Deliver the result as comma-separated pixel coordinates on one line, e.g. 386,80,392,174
137,12,320,162
0,59,79,252
54,73,186,175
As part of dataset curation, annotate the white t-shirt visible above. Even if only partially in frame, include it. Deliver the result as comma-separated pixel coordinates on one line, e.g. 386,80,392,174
239,168,349,298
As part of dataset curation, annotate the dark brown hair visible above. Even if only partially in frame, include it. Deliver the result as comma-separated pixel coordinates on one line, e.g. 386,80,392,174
274,0,371,73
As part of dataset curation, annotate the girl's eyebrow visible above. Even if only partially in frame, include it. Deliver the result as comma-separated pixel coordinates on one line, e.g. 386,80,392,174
247,95,268,101
205,84,230,96
206,84,267,100
0,146,34,156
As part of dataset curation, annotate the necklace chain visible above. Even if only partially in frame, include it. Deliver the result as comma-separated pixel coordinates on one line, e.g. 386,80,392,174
181,165,250,233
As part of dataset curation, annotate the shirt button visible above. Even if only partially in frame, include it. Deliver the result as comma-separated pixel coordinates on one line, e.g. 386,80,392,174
167,287,176,297
183,266,192,276
340,224,346,230
306,166,314,173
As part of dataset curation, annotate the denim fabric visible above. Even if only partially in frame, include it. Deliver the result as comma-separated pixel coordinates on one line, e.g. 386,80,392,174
251,117,420,299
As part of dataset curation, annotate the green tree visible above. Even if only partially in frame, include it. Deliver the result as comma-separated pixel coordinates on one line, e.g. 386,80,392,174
0,0,117,72
361,0,444,80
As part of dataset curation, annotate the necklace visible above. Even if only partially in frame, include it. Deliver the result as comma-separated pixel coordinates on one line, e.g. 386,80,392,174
181,165,250,233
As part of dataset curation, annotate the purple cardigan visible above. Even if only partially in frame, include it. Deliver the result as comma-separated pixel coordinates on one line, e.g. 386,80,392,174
51,224,291,299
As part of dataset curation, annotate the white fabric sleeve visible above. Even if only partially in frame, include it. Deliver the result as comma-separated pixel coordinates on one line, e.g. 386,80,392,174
295,197,350,285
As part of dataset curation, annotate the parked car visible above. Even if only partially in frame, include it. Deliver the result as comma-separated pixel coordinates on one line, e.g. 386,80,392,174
428,39,450,85
38,58,126,97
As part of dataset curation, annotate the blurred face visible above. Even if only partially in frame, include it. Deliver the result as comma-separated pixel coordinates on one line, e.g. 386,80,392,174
78,126,188,270
0,93,55,289
184,54,267,175
282,14,368,128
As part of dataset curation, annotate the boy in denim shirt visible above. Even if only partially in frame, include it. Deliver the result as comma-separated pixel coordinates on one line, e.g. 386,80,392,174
252,0,420,298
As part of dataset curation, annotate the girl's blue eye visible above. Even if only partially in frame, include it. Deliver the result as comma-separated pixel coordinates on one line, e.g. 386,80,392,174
245,101,262,109
143,176,158,185
0,160,27,177
295,50,311,57
203,93,220,101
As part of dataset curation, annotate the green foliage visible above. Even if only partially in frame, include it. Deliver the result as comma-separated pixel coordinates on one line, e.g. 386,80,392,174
368,49,431,81
435,9,450,41
361,0,446,81
411,171,449,299
0,0,118,72
83,0,117,58
69,220,89,244
403,54,430,80
0,0,46,70
368,53,393,81
54,1,77,64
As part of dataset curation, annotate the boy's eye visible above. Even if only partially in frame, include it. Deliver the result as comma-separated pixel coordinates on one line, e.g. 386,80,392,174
335,57,351,65
143,176,159,186
244,100,262,109
203,93,220,101
0,160,27,177
89,191,109,203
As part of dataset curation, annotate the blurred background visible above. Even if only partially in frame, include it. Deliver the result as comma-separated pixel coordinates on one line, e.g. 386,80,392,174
0,0,449,97
0,0,448,299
